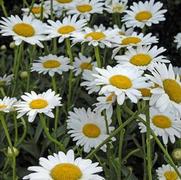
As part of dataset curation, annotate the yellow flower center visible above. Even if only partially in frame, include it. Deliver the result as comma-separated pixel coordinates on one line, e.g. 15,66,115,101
106,93,115,102
29,99,48,109
85,32,106,41
43,60,61,69
135,11,152,22
109,75,132,89
152,115,172,129
121,37,141,45
56,0,72,3
13,23,35,37
0,104,7,109
83,123,101,138
31,7,42,14
51,163,82,180
80,62,92,70
58,25,76,35
76,4,93,13
139,88,151,97
130,54,152,66
164,171,178,180
163,79,181,103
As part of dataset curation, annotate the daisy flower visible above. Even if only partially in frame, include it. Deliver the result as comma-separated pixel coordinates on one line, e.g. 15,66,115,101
94,65,149,105
22,3,51,18
15,89,62,122
123,0,167,29
138,106,181,144
31,54,72,77
23,149,104,180
67,108,115,153
67,0,104,20
156,164,181,180
45,0,75,10
0,15,46,47
0,97,17,113
72,24,117,48
112,24,134,37
73,53,95,76
81,68,100,94
174,33,181,49
112,32,158,57
146,63,181,114
105,0,128,14
46,15,87,43
94,92,116,119
114,45,169,70
0,74,13,86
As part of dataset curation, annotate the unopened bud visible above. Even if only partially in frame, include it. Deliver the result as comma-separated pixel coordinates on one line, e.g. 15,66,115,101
20,71,28,79
1,45,7,51
7,147,19,157
9,42,16,49
172,148,181,161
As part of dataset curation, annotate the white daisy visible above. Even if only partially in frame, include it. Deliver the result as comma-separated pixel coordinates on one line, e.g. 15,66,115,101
15,89,62,122
94,92,116,119
46,15,87,43
22,3,51,19
112,24,134,37
81,68,100,94
67,0,104,20
31,54,72,77
23,149,104,180
138,106,181,145
0,97,17,113
0,15,46,47
105,0,128,14
114,45,169,70
72,24,117,48
146,63,181,114
174,33,181,49
156,164,181,180
73,53,95,76
67,108,115,153
0,74,13,86
94,65,149,105
112,32,158,57
45,0,75,10
123,0,167,28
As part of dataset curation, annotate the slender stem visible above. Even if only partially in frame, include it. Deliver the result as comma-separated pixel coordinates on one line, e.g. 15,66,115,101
0,87,6,96
94,46,101,67
16,117,27,147
39,114,65,151
0,0,8,17
65,38,74,110
0,113,16,180
40,0,44,20
86,110,140,159
122,148,140,163
13,114,18,145
142,134,147,180
145,103,152,180
116,104,124,179
50,0,54,19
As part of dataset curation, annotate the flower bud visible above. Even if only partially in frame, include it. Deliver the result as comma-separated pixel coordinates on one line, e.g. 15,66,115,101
9,42,16,49
172,148,181,161
1,45,7,51
7,147,19,157
20,71,28,79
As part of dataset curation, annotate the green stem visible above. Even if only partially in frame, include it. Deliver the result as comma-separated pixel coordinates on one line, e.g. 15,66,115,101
86,110,140,159
50,0,54,19
116,104,124,179
65,38,74,111
142,134,147,180
0,87,6,96
16,117,27,147
39,114,65,151
94,46,101,67
13,114,18,145
0,0,8,17
122,148,140,163
145,103,152,180
0,113,16,180
40,0,44,20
